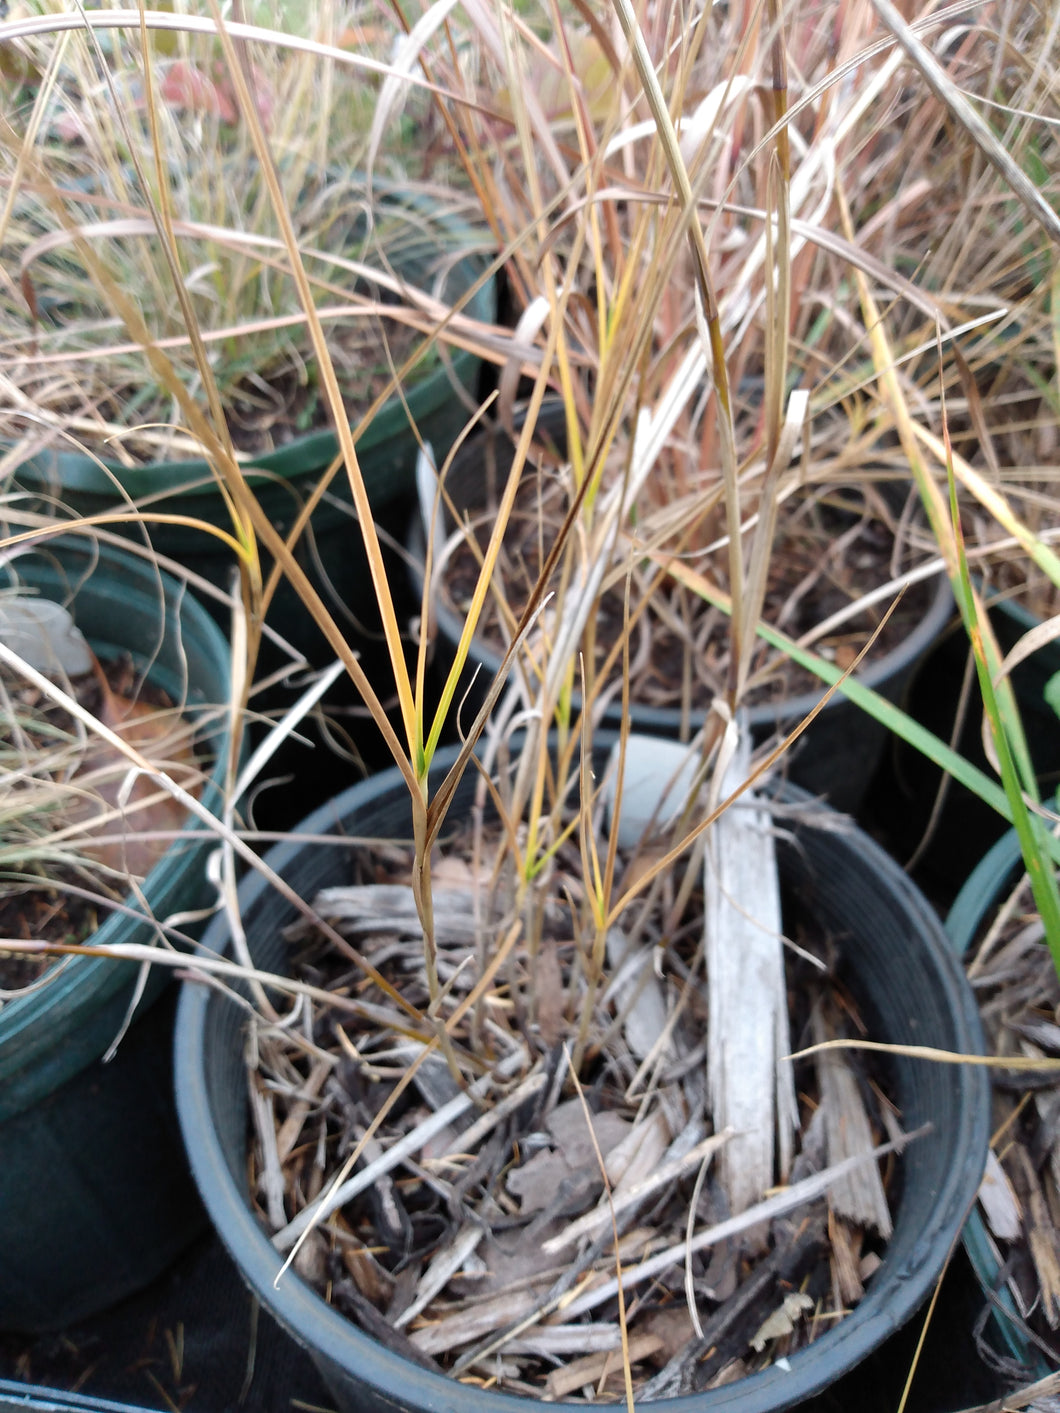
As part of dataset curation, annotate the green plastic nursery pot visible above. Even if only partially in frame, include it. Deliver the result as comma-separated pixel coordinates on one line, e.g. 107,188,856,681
9,193,495,666
0,537,234,1332
409,402,953,815
946,830,1054,1378
175,739,989,1413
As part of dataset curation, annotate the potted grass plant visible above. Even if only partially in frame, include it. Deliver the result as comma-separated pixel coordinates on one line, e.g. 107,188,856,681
174,725,988,1411
946,828,1060,1380
406,0,1060,824
10,0,1055,1400
0,529,236,1332
0,1,496,675
149,0,1060,1405
396,0,977,815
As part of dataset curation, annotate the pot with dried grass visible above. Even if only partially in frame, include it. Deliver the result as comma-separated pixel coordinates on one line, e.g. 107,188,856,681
0,8,495,664
174,732,987,1412
946,829,1060,1380
0,535,235,1332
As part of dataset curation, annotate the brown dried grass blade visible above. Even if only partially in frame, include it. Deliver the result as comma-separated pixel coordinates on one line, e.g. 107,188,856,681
869,0,1060,248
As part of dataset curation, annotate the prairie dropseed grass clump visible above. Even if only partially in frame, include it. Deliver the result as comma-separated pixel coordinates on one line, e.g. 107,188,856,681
0,0,1057,1403
0,1,485,469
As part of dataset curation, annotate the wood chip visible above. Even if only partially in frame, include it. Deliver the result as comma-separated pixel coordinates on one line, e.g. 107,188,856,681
1017,1145,1060,1329
306,884,483,945
249,1077,287,1230
503,1323,622,1356
604,1107,671,1190
409,1286,547,1356
542,1130,731,1255
812,1001,893,1238
543,1334,665,1400
605,924,675,1065
829,1213,865,1306
273,1047,528,1252
704,730,797,1218
978,1147,1022,1242
439,1065,545,1160
559,1127,925,1322
395,1224,485,1328
331,1213,395,1308
275,1056,333,1164
950,1368,1060,1413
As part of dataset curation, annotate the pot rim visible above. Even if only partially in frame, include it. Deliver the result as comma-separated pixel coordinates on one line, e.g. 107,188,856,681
946,828,1054,1378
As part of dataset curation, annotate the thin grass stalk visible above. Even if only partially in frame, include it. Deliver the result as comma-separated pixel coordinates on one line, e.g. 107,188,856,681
570,706,608,1075
835,176,1054,806
567,1049,636,1413
0,31,69,300
739,146,791,703
207,4,418,768
608,0,743,702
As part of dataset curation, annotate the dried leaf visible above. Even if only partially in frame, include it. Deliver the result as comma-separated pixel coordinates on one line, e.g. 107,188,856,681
546,1098,631,1169
979,1148,1022,1243
749,1291,814,1352
605,1108,671,1190
637,1306,697,1363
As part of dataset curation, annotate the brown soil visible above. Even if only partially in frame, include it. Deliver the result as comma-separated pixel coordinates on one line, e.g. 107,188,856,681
247,820,901,1401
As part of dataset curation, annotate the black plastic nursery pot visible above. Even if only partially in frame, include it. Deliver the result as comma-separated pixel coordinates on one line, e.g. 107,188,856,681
946,829,1055,1379
0,1385,155,1413
8,192,495,671
410,402,953,816
0,537,235,1333
175,738,989,1413
869,594,1060,900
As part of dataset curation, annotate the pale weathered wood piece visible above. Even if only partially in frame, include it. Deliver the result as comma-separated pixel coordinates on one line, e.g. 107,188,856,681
704,730,797,1215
